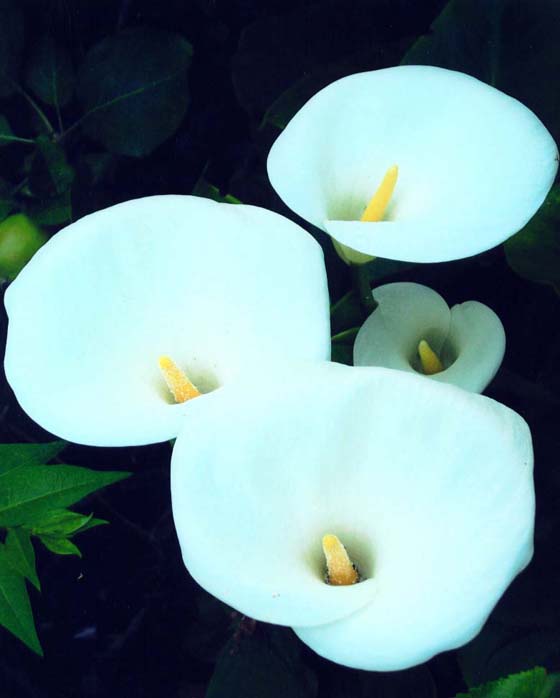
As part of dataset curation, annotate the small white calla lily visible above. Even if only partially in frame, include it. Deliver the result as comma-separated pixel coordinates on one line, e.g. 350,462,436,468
171,361,534,671
267,65,558,263
353,282,505,393
4,196,330,447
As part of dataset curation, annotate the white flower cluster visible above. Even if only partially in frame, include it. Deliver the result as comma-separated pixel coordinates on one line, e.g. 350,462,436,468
4,66,556,671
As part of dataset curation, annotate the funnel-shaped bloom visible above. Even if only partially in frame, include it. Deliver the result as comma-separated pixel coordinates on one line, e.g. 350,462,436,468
4,196,330,446
172,362,534,671
267,65,558,263
353,282,505,393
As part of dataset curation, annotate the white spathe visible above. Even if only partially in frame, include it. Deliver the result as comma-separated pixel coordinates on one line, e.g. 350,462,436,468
4,196,331,447
171,361,534,671
353,282,505,393
267,65,558,263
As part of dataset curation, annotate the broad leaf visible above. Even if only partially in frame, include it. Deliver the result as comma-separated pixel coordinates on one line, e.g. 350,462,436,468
39,535,81,558
0,441,66,476
30,508,93,536
28,191,72,226
30,136,75,196
504,187,560,292
0,545,42,655
4,528,40,591
76,27,193,157
0,0,24,97
456,667,559,698
402,0,560,142
0,463,129,527
25,35,74,108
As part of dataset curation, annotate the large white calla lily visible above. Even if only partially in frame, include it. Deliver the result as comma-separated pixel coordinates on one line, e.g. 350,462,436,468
353,282,505,393
267,65,558,263
172,361,534,671
4,196,330,447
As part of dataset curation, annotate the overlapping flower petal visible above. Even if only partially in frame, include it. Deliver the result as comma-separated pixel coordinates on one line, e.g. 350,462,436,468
4,196,330,446
172,361,534,670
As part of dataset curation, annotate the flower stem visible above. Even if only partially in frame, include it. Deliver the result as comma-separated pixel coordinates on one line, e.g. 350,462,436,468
351,263,377,319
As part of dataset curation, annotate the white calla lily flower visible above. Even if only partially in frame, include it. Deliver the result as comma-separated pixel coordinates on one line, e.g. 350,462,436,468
353,282,505,393
172,361,534,671
4,196,330,447
267,65,558,263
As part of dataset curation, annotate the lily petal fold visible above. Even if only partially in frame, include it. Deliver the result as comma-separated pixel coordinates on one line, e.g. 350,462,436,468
171,361,534,671
4,196,331,446
353,282,505,393
267,65,558,263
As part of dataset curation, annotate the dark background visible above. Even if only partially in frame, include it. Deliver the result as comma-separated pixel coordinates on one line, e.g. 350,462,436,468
1,1,560,696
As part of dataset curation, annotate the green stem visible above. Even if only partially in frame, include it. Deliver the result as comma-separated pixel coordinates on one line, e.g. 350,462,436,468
0,134,34,145
351,263,377,319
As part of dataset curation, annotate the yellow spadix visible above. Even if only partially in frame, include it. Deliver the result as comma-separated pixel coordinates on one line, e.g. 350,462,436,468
159,356,201,403
418,340,444,375
322,534,360,586
361,165,399,223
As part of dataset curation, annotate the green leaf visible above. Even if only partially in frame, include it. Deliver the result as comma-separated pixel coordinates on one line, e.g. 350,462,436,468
0,545,42,655
71,516,107,534
0,178,13,221
402,0,560,142
28,190,72,226
456,667,559,698
459,622,560,687
39,535,81,558
207,626,317,698
0,440,66,476
504,187,560,291
30,135,75,196
4,528,40,591
25,35,74,108
0,0,24,98
76,27,193,157
0,463,129,527
29,508,93,536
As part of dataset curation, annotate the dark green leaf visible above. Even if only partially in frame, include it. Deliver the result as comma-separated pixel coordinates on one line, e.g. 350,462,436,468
456,667,559,698
504,187,560,292
4,528,40,591
29,508,93,536
76,27,193,157
0,441,66,476
402,0,560,143
207,625,317,698
330,291,364,336
39,535,81,558
0,178,13,221
0,0,24,98
0,545,42,655
459,622,560,687
30,135,75,196
28,190,72,226
0,463,129,527
25,35,74,108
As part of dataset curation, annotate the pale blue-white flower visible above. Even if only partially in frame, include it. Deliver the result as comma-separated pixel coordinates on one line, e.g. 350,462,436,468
4,196,330,446
353,282,505,393
172,361,534,671
268,65,558,263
